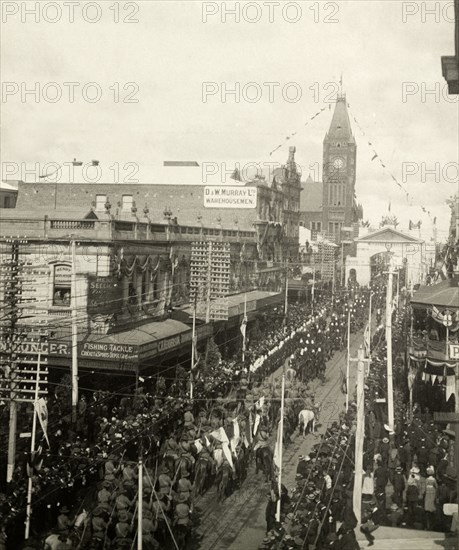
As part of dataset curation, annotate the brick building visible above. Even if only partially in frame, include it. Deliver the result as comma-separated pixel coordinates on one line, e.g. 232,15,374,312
0,149,303,377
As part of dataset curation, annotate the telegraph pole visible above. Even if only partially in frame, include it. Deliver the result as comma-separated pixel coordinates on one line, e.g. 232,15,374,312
190,294,197,400
205,241,212,324
6,240,20,483
386,265,395,432
284,259,289,325
351,346,370,525
276,366,285,523
71,240,78,423
25,341,41,540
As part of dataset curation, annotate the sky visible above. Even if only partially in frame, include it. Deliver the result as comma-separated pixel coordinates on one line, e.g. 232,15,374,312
1,0,458,240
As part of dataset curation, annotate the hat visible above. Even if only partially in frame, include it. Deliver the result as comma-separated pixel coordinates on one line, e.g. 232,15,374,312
390,503,399,511
59,506,70,514
116,522,130,538
102,481,112,489
410,466,420,475
382,437,389,443
175,493,188,503
395,466,403,472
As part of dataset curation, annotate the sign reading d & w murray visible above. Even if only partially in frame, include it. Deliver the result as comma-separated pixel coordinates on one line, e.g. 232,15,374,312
204,186,257,209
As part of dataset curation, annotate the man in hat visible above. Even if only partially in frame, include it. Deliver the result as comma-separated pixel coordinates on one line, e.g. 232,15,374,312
173,493,191,541
115,488,133,513
158,464,173,496
176,476,193,502
392,466,405,507
112,521,133,549
57,506,74,534
98,480,114,505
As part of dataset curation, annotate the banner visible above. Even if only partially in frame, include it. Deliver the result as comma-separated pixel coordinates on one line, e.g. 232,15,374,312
273,420,282,470
363,323,371,357
35,398,50,447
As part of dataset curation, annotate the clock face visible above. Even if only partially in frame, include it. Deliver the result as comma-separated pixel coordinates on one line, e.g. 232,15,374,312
333,157,345,169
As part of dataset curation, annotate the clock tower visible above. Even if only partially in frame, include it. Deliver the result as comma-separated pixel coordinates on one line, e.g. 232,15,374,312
322,94,359,243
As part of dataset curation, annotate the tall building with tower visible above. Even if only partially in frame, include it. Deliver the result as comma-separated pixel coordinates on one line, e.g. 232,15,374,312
300,94,363,243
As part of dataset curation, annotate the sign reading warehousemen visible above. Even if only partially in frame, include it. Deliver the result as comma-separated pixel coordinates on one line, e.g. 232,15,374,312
204,186,257,209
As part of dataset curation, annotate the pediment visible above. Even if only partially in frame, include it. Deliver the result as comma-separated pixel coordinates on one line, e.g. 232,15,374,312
357,227,422,243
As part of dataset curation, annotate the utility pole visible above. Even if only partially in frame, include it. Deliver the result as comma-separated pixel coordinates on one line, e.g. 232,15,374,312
284,259,289,325
138,444,143,550
276,366,285,523
205,241,212,324
5,240,20,483
70,240,78,424
25,342,41,540
190,294,197,400
351,346,369,525
386,265,395,432
346,306,351,412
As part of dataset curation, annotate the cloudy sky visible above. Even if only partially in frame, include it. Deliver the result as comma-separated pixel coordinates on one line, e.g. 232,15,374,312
2,0,458,238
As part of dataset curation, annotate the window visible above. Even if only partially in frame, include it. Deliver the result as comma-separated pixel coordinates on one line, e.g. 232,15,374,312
328,184,346,206
95,194,107,211
122,195,133,211
4,196,11,208
311,221,322,232
53,264,72,306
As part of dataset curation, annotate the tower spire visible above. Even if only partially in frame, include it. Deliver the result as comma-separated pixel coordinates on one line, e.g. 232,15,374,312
324,94,354,143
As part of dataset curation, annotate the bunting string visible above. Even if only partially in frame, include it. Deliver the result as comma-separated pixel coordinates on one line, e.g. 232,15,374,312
347,106,434,222
268,106,328,157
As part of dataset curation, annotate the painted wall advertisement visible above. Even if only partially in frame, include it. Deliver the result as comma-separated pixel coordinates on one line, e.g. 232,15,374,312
88,275,120,314
204,186,257,209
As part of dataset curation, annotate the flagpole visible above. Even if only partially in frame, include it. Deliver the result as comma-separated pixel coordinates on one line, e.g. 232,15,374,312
276,366,285,523
138,445,143,550
25,345,41,540
367,291,372,374
386,266,395,432
346,308,351,412
242,293,247,363
190,294,197,400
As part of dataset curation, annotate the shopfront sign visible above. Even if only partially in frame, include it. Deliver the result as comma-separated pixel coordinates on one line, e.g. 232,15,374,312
204,186,257,209
449,344,459,360
80,342,138,361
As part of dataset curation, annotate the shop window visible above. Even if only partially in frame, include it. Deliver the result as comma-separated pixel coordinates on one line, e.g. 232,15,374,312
53,264,72,306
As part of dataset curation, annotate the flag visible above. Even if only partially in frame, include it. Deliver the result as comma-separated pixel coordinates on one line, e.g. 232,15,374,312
240,314,247,350
388,202,391,212
273,420,282,470
363,323,370,357
72,158,83,166
27,444,43,477
371,153,378,161
36,398,50,447
91,160,99,166
340,370,347,395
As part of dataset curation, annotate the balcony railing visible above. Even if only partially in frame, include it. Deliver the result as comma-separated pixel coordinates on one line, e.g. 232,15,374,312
0,216,256,243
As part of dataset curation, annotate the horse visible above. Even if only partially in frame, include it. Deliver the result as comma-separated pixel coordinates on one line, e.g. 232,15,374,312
298,408,317,436
193,455,213,496
255,446,273,482
217,461,233,500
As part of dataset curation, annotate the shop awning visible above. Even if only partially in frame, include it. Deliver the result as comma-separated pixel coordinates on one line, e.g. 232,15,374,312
411,280,459,310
